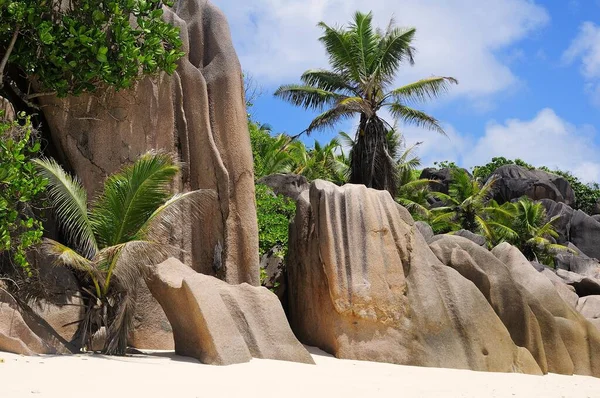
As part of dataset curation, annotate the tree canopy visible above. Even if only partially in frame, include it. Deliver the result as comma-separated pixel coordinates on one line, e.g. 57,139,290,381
0,0,184,98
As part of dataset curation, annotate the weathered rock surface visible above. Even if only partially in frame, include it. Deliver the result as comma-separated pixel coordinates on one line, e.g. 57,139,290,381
146,258,313,365
538,267,579,309
259,247,286,302
542,199,600,260
415,221,434,242
556,269,600,297
39,0,258,285
0,290,58,356
431,238,599,376
287,180,541,374
577,296,600,320
490,165,575,206
491,243,600,376
258,174,310,201
129,283,174,350
453,230,486,246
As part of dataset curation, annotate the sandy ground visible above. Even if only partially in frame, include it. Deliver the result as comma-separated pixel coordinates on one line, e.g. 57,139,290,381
0,346,599,398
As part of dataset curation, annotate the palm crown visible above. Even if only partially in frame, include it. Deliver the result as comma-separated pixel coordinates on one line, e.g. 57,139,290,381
275,11,456,195
34,152,214,355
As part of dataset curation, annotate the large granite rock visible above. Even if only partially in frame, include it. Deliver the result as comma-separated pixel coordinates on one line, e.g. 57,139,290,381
37,0,259,348
0,291,73,355
38,0,258,285
491,243,600,376
287,180,541,374
490,165,575,206
542,199,600,261
258,174,310,201
146,258,314,365
0,304,52,356
128,283,174,350
577,296,600,320
431,238,600,376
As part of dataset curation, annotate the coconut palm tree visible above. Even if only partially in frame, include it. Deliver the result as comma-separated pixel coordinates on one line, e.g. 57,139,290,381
34,152,214,355
275,11,457,196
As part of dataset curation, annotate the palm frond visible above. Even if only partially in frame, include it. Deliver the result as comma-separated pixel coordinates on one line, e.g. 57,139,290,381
301,69,358,95
317,22,362,81
306,104,358,134
372,26,416,85
274,84,347,111
349,11,379,79
41,238,102,297
388,103,446,135
33,158,98,258
386,76,458,105
91,151,179,248
136,189,217,242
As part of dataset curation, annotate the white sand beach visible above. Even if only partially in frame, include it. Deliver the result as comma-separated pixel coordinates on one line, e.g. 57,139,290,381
1,346,599,398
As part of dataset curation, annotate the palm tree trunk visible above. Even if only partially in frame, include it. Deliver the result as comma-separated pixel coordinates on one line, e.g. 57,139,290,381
349,115,397,195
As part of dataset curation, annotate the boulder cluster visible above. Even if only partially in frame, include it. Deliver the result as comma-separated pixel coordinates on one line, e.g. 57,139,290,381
1,0,600,379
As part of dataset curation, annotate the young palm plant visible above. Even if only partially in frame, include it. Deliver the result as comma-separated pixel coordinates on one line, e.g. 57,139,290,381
275,11,456,196
487,197,571,265
34,152,214,355
430,169,499,234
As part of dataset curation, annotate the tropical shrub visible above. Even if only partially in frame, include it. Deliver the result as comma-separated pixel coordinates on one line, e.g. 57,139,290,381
35,152,213,355
275,11,456,196
0,0,184,98
486,197,571,266
428,168,498,234
255,184,296,259
0,112,46,275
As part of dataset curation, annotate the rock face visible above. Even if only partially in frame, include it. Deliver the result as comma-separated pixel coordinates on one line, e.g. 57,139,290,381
491,165,575,207
287,180,600,376
488,243,599,376
258,174,310,201
38,0,258,286
287,180,541,374
146,258,314,365
0,304,52,356
37,0,259,348
0,290,73,355
542,199,600,260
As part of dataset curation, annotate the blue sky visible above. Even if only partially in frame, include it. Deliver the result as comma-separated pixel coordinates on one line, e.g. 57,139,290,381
213,0,600,183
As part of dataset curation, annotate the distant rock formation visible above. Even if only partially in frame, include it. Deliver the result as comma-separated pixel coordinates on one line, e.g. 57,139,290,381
286,180,600,376
490,165,575,206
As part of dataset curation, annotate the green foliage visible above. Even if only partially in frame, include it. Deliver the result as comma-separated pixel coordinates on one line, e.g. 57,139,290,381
472,157,534,181
0,0,184,97
433,160,459,170
35,152,214,355
486,197,570,266
0,112,47,274
426,168,498,234
255,184,296,258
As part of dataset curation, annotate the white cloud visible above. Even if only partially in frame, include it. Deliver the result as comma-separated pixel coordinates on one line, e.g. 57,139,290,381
213,0,549,102
404,108,600,183
563,22,600,106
